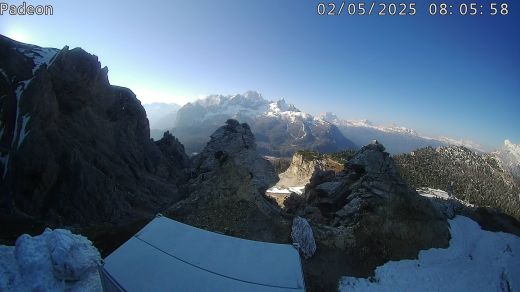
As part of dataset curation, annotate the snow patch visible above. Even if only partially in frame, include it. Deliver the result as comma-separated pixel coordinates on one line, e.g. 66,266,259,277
418,187,452,200
0,68,7,80
17,115,30,148
11,79,32,150
17,47,59,74
417,187,474,208
339,216,520,292
0,228,102,291
15,80,31,99
266,186,305,195
0,154,8,178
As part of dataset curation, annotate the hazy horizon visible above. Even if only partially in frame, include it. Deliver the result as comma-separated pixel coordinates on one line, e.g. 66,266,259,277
1,0,518,149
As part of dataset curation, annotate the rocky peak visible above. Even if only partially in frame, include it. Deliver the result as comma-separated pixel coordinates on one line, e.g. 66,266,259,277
319,112,339,124
347,140,401,179
290,141,450,283
273,98,300,113
167,119,289,242
193,119,277,190
241,90,265,102
155,131,190,169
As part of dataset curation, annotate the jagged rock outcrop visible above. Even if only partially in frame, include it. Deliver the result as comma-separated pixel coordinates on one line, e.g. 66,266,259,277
191,119,278,191
294,141,450,291
153,131,190,179
167,119,290,242
0,35,188,226
306,141,449,251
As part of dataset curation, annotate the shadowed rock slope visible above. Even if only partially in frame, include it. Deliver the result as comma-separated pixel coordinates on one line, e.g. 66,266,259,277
0,35,189,228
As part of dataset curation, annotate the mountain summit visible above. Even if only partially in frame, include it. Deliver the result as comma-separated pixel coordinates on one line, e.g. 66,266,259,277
172,92,357,156
495,139,520,181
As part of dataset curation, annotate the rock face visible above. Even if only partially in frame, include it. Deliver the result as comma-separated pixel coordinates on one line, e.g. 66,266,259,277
277,151,341,188
167,119,290,242
291,141,450,290
191,119,278,191
266,151,344,208
0,35,188,226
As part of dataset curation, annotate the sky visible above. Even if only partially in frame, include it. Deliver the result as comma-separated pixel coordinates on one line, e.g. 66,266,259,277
0,0,518,149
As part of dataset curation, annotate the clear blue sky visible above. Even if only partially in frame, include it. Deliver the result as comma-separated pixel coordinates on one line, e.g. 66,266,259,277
1,0,518,149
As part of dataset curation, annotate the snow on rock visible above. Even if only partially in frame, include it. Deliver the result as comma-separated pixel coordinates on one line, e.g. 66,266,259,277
291,217,317,259
15,80,30,99
417,187,475,218
17,46,59,74
266,186,305,195
17,115,31,148
495,139,520,180
5,46,59,155
437,136,486,153
0,228,102,291
0,68,7,80
339,216,520,292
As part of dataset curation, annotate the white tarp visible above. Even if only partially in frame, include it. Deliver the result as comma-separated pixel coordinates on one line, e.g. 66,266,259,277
101,216,305,291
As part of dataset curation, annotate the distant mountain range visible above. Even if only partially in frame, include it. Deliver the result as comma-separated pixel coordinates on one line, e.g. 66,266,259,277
319,112,486,154
145,93,497,157
165,91,357,156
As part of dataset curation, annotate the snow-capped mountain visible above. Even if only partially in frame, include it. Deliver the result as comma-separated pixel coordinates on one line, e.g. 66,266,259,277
494,139,520,181
320,112,485,154
172,92,357,156
435,136,486,153
143,102,180,130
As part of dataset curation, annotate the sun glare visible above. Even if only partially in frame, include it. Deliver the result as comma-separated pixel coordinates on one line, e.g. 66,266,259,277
6,30,30,43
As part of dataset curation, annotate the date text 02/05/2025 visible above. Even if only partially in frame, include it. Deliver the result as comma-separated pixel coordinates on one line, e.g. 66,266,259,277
316,2,509,16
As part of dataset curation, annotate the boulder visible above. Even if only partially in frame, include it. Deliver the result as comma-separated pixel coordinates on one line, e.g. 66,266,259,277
291,217,316,259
